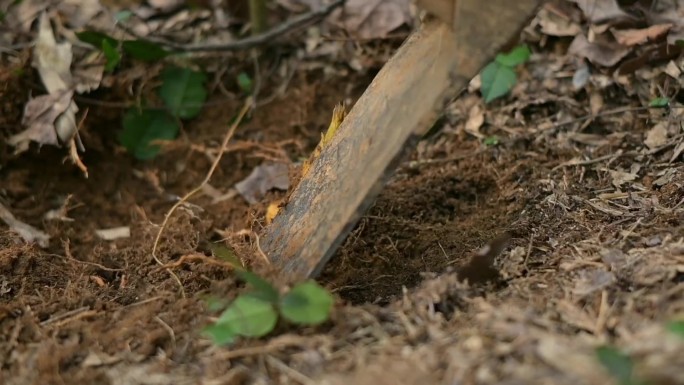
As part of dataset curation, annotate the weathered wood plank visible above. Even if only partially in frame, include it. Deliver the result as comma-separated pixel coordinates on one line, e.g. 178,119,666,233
262,0,544,283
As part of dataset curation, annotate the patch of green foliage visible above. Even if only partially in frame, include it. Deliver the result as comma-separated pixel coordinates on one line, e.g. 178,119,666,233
76,30,211,160
203,268,334,345
480,44,531,103
667,320,684,338
595,346,645,385
648,97,670,108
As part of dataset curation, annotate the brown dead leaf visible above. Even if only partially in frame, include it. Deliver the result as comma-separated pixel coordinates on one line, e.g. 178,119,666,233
608,169,637,188
8,90,74,152
56,0,103,28
612,24,672,46
331,0,412,39
9,12,80,153
537,7,582,37
464,103,485,138
235,163,290,205
0,202,50,248
568,33,630,67
571,0,632,24
644,121,668,149
572,268,616,297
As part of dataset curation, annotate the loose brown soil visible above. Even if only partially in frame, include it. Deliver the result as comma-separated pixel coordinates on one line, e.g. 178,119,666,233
2,11,684,385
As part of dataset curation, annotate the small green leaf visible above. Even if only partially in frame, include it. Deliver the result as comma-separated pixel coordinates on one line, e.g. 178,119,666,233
676,39,684,47
217,295,278,337
203,295,229,312
122,40,171,62
119,109,179,160
115,10,133,22
649,97,669,108
480,62,517,103
483,136,499,146
279,281,333,325
158,66,208,119
207,243,241,267
76,31,118,49
101,39,120,72
667,320,684,338
237,72,253,93
495,45,531,67
235,270,280,303
596,346,634,384
202,323,236,345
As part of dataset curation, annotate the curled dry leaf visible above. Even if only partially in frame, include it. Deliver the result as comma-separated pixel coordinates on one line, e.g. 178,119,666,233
0,203,50,248
464,104,485,138
56,0,103,29
235,163,290,205
537,7,582,37
571,0,632,24
8,90,74,152
644,121,668,149
568,33,630,67
611,24,672,47
10,13,79,153
332,0,412,39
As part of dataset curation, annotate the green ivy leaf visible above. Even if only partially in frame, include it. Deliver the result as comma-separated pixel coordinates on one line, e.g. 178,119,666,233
115,10,133,22
203,295,229,312
595,346,634,385
206,243,241,267
279,281,333,325
483,136,499,146
119,109,179,160
237,72,253,93
76,31,118,49
122,40,171,62
495,45,531,67
235,270,280,303
480,62,517,103
202,323,236,345
101,39,120,72
667,320,684,338
158,66,208,119
649,97,669,108
217,295,278,337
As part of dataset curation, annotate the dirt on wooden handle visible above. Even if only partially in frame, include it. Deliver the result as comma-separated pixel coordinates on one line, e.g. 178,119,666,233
262,0,544,283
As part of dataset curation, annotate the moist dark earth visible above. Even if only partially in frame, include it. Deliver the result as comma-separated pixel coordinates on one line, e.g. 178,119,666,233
1,2,684,385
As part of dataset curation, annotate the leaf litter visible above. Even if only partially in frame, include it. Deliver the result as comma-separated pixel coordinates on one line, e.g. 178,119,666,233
1,0,684,384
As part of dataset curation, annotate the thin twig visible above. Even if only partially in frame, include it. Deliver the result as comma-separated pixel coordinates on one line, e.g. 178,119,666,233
120,0,344,53
151,98,253,297
546,105,651,129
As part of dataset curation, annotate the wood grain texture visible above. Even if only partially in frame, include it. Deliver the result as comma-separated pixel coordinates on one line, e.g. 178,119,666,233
262,0,544,283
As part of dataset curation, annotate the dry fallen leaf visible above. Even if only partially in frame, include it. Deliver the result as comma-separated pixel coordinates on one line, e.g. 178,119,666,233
644,121,668,149
611,24,672,46
608,169,637,188
537,7,582,37
235,163,290,205
8,90,74,152
10,13,79,153
568,33,630,67
571,0,632,24
0,202,50,248
464,104,485,138
332,0,412,39
56,0,103,28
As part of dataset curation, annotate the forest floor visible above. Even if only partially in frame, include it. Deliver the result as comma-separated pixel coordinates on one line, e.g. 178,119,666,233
1,1,683,384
